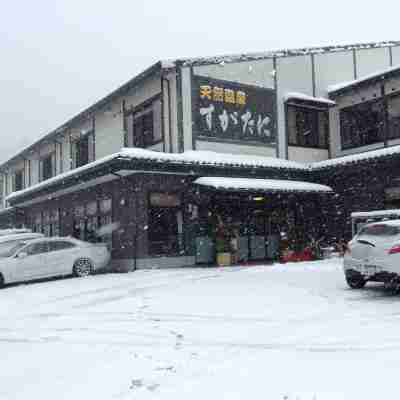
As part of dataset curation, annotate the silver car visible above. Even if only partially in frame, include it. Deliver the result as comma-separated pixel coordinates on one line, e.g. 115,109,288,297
0,237,110,286
344,220,400,289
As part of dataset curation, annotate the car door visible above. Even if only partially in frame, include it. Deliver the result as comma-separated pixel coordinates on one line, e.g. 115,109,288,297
15,242,50,281
47,240,79,276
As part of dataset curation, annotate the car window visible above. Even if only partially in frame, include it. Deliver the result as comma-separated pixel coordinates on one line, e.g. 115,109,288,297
48,241,76,252
359,224,400,237
26,242,49,256
0,240,27,258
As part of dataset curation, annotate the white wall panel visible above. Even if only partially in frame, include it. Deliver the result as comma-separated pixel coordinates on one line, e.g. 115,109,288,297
391,46,400,66
124,75,161,110
314,51,355,97
194,59,275,88
276,55,313,159
94,100,124,160
196,140,276,158
355,47,390,78
288,147,328,163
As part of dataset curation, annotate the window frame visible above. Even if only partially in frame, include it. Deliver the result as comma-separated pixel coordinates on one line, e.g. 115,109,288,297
13,170,24,192
339,98,385,151
124,94,163,149
285,102,329,150
39,152,56,182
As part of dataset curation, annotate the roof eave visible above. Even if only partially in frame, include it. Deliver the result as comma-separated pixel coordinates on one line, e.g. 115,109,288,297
0,61,163,172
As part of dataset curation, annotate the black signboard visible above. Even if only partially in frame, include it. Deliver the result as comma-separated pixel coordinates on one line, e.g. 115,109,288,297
192,75,276,145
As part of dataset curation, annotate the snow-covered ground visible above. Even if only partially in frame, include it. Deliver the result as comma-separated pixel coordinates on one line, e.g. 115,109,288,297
1,259,400,400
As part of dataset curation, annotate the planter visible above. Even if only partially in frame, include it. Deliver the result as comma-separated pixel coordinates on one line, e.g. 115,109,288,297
217,252,231,267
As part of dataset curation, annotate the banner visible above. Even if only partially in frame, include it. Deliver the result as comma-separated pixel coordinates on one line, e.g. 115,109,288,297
192,75,276,145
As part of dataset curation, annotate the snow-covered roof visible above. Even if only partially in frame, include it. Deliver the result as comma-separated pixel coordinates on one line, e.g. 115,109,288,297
194,177,333,193
177,41,400,67
351,209,400,219
311,144,400,169
328,64,400,94
118,148,308,170
6,148,309,203
284,92,336,106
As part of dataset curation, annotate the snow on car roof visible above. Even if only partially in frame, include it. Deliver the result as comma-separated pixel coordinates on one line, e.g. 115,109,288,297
351,209,400,219
0,233,44,243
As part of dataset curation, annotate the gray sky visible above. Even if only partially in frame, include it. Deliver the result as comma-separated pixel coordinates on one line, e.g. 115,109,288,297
1,0,399,163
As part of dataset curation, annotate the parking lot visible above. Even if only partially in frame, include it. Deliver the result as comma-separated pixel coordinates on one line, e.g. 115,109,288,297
1,259,400,400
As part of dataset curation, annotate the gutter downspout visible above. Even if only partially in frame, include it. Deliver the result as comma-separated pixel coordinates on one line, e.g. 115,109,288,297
162,75,173,153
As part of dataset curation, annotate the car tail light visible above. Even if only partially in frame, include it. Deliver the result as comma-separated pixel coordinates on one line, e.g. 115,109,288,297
388,245,400,255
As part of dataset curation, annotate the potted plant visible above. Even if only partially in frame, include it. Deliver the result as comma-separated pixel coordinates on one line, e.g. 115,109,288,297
216,236,231,266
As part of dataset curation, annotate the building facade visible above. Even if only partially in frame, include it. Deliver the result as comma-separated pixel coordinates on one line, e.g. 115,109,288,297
2,41,400,269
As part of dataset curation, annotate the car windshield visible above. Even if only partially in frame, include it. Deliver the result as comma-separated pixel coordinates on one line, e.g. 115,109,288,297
0,241,28,258
358,224,400,237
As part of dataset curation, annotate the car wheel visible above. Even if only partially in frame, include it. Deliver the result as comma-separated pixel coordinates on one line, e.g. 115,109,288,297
73,259,93,278
346,275,366,289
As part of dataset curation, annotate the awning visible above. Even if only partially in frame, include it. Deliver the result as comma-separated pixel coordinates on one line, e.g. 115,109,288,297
194,177,333,193
284,92,336,108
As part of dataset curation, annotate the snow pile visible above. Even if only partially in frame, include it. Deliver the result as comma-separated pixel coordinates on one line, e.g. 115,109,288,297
2,259,400,399
312,144,400,169
284,92,336,106
194,176,333,193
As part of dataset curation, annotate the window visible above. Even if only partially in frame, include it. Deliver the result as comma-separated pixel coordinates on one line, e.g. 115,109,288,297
26,242,49,255
75,135,89,167
13,170,24,192
148,193,183,256
124,99,162,148
359,224,400,237
0,240,26,258
72,198,112,247
340,99,385,150
385,187,400,209
287,104,329,149
74,132,94,168
48,241,75,252
40,153,55,181
388,94,400,140
32,213,42,233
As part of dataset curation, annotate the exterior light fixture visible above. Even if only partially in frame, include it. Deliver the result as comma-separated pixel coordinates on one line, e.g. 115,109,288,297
253,196,265,201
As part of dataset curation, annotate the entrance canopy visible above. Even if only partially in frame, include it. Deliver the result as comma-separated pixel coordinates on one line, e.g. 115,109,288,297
194,177,333,193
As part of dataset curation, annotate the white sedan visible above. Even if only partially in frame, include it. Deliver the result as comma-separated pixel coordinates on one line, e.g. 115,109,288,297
0,237,111,286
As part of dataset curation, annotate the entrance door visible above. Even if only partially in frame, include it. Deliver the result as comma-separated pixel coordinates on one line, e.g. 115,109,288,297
237,210,267,262
248,212,267,261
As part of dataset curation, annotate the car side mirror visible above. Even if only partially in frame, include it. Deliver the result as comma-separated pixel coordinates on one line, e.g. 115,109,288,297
17,252,28,259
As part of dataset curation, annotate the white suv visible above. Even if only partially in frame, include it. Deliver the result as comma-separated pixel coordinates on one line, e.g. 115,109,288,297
344,220,400,289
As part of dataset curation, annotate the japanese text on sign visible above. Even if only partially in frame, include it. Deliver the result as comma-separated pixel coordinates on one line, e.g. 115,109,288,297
193,76,276,144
